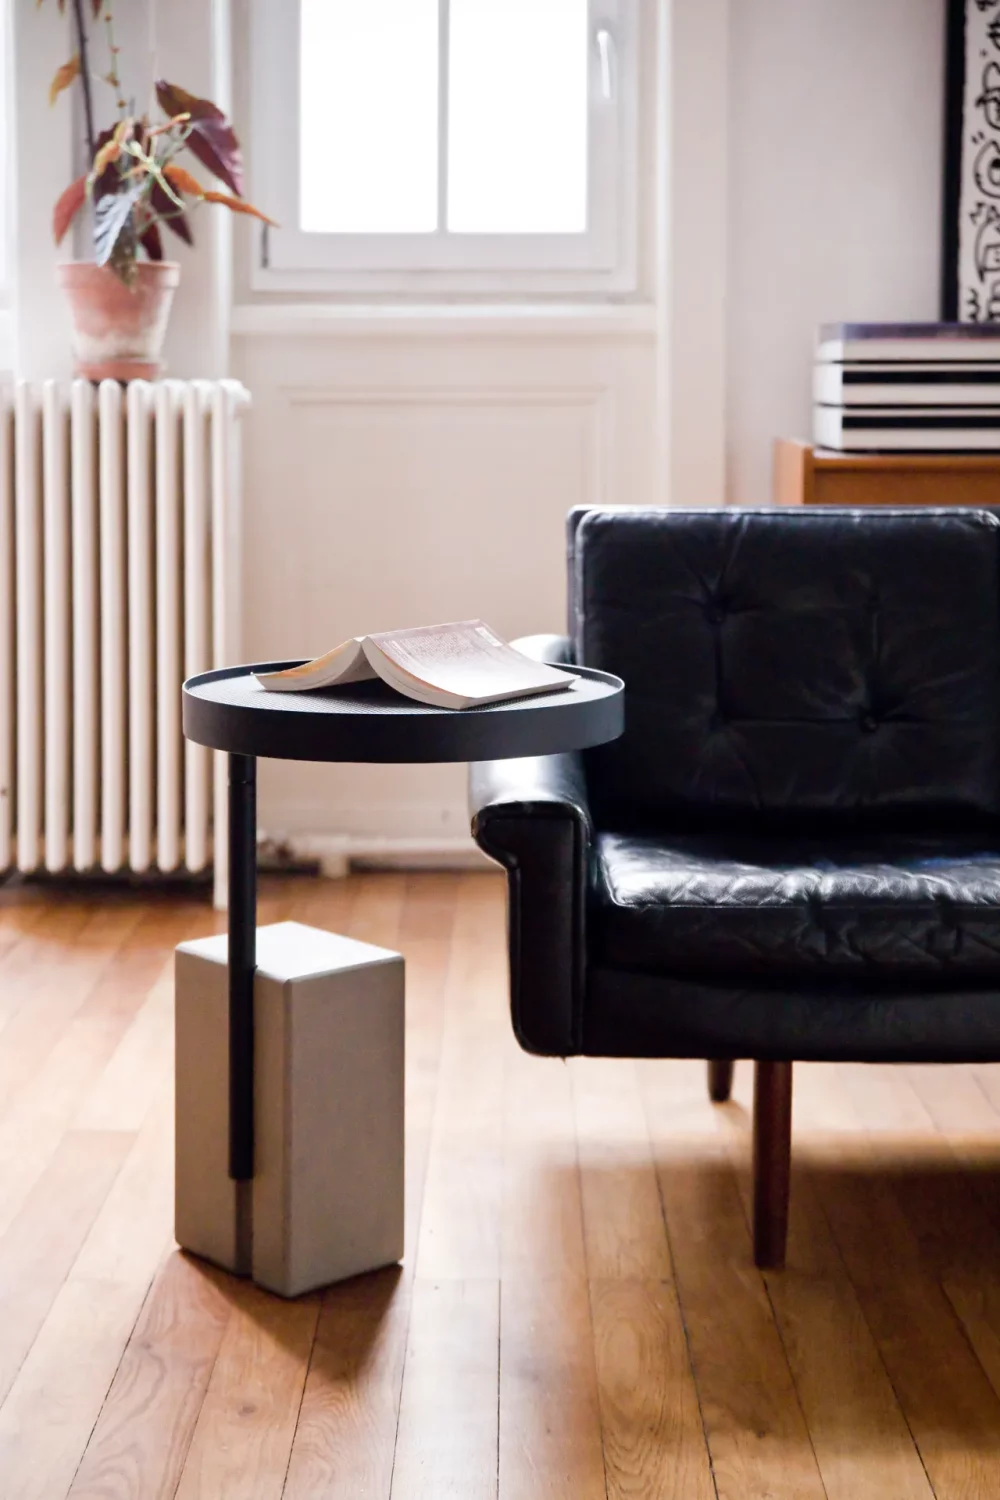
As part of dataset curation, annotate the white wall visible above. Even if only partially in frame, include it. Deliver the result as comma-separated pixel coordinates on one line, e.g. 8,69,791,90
726,0,946,504
234,320,656,847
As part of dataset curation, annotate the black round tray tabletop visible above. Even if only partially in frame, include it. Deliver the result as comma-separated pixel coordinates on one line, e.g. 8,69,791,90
182,661,624,764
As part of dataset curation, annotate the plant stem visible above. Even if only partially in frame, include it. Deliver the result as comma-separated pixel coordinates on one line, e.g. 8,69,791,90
70,0,97,159
103,6,126,115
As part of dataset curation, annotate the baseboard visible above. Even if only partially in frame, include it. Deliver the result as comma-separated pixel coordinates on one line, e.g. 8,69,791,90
282,833,496,877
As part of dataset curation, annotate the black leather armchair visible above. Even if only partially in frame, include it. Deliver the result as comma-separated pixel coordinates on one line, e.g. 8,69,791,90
470,507,1000,1268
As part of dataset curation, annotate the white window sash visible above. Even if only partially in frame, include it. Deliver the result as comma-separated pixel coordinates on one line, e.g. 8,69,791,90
249,0,637,294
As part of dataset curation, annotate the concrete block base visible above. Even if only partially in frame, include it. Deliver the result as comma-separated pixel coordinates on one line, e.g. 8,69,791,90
175,921,405,1298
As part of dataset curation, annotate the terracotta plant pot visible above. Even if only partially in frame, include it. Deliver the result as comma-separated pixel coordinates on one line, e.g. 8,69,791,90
56,260,181,381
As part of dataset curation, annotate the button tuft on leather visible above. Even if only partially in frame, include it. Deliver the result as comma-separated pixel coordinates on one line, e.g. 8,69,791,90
860,713,879,733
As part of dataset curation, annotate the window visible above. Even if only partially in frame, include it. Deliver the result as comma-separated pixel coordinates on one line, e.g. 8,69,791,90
250,0,638,294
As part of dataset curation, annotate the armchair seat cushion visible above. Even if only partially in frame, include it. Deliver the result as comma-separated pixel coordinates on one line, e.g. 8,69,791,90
592,831,1000,982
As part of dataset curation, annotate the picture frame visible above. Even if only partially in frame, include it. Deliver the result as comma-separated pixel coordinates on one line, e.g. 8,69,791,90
942,0,1000,320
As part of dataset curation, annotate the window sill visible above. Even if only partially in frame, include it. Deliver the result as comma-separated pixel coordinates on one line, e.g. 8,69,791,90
229,302,657,340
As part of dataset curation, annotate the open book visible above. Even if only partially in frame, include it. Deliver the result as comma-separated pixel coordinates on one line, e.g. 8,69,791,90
254,621,574,711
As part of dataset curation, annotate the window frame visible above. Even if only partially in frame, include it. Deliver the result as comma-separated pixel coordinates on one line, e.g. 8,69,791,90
249,0,639,296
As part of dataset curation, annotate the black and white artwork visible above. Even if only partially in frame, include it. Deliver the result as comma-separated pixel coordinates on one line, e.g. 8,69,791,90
943,0,1000,319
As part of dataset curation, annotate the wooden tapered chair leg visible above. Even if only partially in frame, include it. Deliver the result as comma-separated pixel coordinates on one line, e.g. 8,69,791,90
752,1060,793,1270
707,1059,735,1103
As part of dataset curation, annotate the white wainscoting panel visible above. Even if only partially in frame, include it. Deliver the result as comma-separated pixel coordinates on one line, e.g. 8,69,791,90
234,331,656,844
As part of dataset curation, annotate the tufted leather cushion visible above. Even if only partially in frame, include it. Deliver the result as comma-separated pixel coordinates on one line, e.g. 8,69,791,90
572,509,1000,832
592,830,1000,982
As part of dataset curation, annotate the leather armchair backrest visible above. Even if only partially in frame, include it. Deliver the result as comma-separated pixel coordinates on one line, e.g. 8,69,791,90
570,507,1000,832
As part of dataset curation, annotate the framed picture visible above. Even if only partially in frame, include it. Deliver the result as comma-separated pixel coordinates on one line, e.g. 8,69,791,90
942,0,1000,320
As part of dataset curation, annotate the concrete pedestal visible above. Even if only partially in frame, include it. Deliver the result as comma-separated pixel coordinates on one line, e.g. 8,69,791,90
175,921,404,1298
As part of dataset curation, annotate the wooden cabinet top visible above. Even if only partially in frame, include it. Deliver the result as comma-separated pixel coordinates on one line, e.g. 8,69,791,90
777,437,1000,474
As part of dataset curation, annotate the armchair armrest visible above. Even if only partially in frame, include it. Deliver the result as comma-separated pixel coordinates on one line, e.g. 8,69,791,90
469,634,589,1056
509,632,574,668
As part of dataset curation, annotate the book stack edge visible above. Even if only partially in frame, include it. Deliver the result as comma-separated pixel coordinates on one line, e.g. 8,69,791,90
813,323,1000,453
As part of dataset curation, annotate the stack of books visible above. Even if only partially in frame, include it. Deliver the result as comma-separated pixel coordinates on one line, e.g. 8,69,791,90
813,322,1000,452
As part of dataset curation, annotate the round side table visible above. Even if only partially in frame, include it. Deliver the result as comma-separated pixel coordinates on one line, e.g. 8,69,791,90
182,661,624,1181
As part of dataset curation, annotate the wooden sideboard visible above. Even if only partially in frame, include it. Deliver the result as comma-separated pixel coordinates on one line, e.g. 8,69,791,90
773,437,1000,508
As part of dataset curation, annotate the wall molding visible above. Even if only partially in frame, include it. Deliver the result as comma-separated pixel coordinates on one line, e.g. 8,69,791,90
232,302,657,341
279,380,617,512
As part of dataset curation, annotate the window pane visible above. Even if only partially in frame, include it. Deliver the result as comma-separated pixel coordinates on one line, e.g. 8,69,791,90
447,0,589,234
300,0,439,233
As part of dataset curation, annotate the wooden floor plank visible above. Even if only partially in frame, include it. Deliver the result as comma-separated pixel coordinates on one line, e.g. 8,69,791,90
715,1064,931,1500
801,1064,1000,1500
72,958,176,1134
0,902,143,1112
0,1082,175,1499
0,905,195,1242
172,1281,320,1500
503,1044,586,1284
390,1278,500,1500
640,1060,827,1500
398,874,460,1266
415,878,505,1281
0,1131,134,1409
764,1270,934,1500
342,870,408,950
0,899,92,1036
942,1272,1000,1408
283,1268,411,1500
572,1057,673,1282
592,1278,715,1500
499,1273,606,1500
68,1253,232,1500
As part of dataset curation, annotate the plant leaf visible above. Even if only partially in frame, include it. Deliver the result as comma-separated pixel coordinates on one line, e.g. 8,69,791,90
164,162,207,198
93,179,144,268
150,181,195,245
89,127,122,199
49,55,80,106
140,222,163,261
155,79,244,195
202,190,277,226
91,137,121,181
91,0,102,14
53,175,87,245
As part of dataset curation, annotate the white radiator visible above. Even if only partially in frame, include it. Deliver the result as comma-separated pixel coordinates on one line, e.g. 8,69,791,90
0,378,247,907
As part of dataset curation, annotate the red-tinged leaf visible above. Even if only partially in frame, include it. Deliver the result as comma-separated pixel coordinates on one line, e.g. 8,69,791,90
92,0,102,14
140,222,163,261
49,55,80,106
151,181,194,245
53,175,87,245
202,190,276,226
155,79,243,196
163,162,206,198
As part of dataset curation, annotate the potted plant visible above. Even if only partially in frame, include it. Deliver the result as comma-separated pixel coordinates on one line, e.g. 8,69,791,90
43,0,274,380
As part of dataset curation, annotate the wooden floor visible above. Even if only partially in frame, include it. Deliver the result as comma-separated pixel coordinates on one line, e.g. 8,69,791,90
4,872,1000,1497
